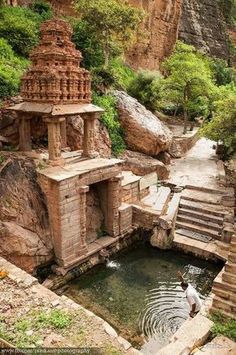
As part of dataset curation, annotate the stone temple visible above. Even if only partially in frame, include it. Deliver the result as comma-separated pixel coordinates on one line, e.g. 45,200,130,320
10,18,168,275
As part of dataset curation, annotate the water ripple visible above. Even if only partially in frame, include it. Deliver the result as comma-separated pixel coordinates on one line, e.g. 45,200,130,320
138,284,188,340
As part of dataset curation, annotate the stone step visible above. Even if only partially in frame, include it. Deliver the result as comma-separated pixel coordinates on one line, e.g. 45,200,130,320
177,214,222,232
213,296,236,315
185,184,226,195
214,279,236,294
181,190,222,205
225,263,236,274
175,221,221,239
228,253,236,263
175,229,212,243
179,200,225,218
178,207,224,225
211,306,236,320
222,271,236,285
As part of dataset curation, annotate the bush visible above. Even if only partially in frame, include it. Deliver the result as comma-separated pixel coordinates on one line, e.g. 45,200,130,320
211,312,236,341
93,94,126,155
0,38,29,99
128,70,162,111
72,19,105,69
30,0,53,20
200,86,236,156
109,57,136,91
210,58,236,86
0,6,42,57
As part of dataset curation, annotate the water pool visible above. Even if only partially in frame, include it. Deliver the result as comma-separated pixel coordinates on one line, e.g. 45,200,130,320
64,243,221,352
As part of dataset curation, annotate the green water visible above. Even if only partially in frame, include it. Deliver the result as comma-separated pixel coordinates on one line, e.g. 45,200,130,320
64,243,221,351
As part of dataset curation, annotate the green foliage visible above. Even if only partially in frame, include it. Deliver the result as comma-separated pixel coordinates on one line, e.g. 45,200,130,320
211,312,236,341
72,19,105,69
210,58,236,86
30,0,53,20
218,0,236,24
36,309,72,329
128,70,162,111
160,41,216,133
200,85,236,156
75,0,145,67
109,57,136,91
0,38,29,99
0,6,42,57
93,94,126,154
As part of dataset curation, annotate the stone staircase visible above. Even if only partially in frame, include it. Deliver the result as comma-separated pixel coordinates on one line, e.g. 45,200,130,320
175,186,234,244
212,234,236,319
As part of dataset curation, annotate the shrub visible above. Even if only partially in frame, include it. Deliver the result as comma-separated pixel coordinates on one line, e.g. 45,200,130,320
0,6,41,57
30,0,53,20
109,57,136,91
128,70,162,111
210,58,236,86
211,312,236,341
72,19,105,70
0,38,29,99
93,94,126,155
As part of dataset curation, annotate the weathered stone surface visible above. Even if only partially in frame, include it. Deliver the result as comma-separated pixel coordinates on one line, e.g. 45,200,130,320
120,150,169,180
126,0,183,70
150,227,173,250
179,0,229,60
114,91,172,156
67,115,111,157
86,187,104,244
0,155,53,272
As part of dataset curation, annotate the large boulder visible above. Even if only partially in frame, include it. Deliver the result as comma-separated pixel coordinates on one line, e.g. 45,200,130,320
113,91,172,156
67,116,111,158
0,155,53,273
120,150,169,180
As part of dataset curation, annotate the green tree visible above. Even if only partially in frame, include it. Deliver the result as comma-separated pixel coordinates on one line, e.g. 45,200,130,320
128,70,162,111
75,0,145,68
0,6,41,57
160,41,216,134
0,38,29,99
201,85,236,156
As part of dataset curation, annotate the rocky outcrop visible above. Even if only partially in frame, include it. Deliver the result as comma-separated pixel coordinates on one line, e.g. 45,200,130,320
179,0,229,59
126,0,183,70
67,116,111,158
114,91,172,157
120,150,169,180
0,155,53,273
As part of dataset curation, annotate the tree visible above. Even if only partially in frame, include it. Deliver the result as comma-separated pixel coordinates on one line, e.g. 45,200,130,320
159,42,216,134
201,85,236,156
75,0,145,68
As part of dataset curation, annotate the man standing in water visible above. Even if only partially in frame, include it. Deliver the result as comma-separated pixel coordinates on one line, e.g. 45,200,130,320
177,271,202,318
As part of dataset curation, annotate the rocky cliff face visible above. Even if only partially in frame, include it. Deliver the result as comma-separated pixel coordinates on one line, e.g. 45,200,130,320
0,155,53,273
179,0,229,59
6,0,229,67
126,0,183,70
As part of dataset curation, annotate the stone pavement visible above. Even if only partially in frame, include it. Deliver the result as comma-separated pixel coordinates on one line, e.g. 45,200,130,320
168,138,223,189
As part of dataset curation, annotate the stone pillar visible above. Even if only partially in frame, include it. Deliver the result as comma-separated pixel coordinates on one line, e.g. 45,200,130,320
44,116,65,165
82,113,99,158
60,119,67,148
19,115,32,151
107,176,122,237
78,185,89,255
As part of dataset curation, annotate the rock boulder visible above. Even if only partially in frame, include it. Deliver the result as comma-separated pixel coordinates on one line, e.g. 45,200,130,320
120,150,169,180
114,91,172,156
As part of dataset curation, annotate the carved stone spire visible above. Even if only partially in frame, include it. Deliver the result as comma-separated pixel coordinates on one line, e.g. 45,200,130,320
20,18,91,105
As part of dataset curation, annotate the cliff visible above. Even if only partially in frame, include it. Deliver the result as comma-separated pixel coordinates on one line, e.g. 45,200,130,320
179,0,230,60
5,0,230,68
126,0,183,70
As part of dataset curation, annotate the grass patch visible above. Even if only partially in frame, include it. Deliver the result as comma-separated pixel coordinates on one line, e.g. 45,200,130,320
211,312,236,341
